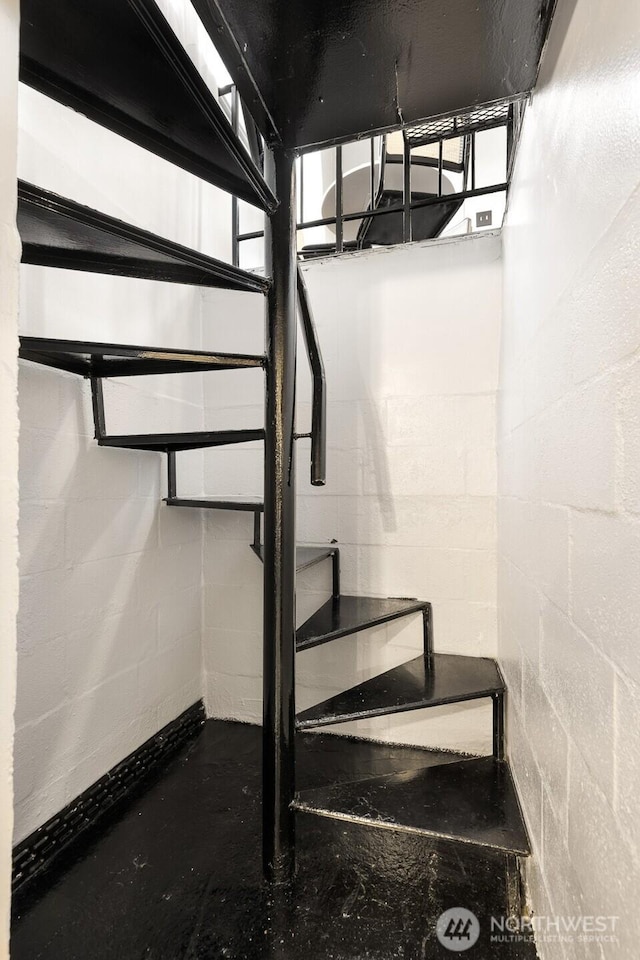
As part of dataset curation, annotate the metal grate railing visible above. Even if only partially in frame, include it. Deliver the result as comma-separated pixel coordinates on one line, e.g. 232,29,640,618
403,99,522,147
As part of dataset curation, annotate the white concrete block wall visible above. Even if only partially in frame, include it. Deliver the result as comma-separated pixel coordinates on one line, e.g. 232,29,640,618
202,234,502,754
12,77,239,840
498,0,640,954
0,0,20,952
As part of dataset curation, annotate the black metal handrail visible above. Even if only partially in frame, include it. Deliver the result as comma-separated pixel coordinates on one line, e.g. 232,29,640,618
296,267,326,486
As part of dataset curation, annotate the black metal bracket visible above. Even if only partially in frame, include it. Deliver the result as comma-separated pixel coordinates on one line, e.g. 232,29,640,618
493,692,505,761
167,451,177,499
90,376,106,440
422,604,434,662
252,510,262,553
331,549,341,601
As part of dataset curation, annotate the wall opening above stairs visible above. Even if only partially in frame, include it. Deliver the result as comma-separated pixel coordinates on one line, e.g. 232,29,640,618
234,97,526,269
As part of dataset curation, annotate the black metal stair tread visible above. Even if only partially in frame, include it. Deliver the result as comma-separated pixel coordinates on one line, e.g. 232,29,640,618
20,0,276,212
19,337,264,377
296,595,429,652
253,543,337,572
166,496,264,512
296,653,504,729
292,756,530,855
18,182,269,294
99,429,264,452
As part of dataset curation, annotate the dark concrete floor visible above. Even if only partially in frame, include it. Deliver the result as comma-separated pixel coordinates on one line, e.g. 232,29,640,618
11,720,537,959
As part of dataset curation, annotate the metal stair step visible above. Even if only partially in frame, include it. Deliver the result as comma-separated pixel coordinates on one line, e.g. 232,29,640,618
293,755,530,855
296,595,429,652
296,653,504,729
99,429,264,453
166,496,264,512
18,182,269,294
19,337,264,377
20,0,275,211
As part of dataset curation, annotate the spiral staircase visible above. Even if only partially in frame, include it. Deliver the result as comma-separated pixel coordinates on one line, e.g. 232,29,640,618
15,0,556,888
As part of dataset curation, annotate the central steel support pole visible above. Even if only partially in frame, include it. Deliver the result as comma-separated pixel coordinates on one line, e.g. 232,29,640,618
262,145,297,884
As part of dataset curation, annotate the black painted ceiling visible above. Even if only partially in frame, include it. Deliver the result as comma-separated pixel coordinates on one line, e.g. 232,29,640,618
193,0,555,150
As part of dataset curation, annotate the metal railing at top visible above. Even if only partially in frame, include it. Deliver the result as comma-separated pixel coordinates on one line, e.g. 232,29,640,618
229,93,527,259
217,88,528,490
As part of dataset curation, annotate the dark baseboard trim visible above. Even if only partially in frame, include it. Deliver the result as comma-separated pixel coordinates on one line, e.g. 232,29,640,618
12,700,205,900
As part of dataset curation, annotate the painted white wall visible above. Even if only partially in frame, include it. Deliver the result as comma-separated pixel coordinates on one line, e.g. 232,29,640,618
498,0,640,955
0,1,20,951
13,80,239,841
202,233,501,754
